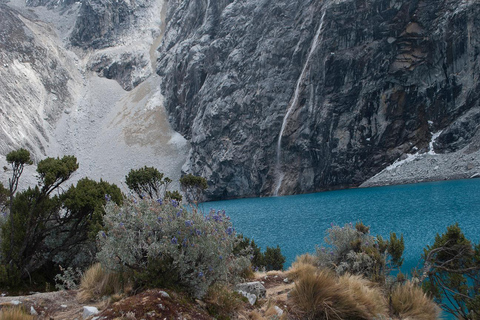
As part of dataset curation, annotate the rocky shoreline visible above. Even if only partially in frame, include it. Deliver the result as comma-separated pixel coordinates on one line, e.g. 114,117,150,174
361,137,480,188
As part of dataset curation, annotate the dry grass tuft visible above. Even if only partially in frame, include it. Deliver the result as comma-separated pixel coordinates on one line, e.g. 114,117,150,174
338,274,388,318
0,306,33,320
390,281,440,320
294,253,317,266
77,263,128,303
248,310,264,320
205,283,246,318
286,254,318,281
289,268,386,320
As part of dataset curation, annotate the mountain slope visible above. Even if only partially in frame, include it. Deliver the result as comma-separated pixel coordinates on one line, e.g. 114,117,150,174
157,0,480,199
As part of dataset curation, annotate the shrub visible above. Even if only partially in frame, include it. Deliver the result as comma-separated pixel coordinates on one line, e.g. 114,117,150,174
315,222,404,282
391,281,440,320
96,198,250,298
0,306,33,320
77,263,126,303
54,266,83,290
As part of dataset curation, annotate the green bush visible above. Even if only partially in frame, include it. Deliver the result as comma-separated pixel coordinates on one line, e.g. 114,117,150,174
422,223,480,319
97,198,251,298
263,245,286,271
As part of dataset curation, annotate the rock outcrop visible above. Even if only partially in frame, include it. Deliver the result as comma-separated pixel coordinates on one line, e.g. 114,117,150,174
158,0,480,199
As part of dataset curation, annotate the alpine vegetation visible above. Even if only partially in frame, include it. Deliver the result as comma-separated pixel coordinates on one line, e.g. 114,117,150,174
316,222,404,283
96,197,251,298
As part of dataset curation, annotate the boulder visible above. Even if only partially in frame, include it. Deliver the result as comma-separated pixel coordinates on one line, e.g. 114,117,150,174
234,281,266,300
82,306,99,319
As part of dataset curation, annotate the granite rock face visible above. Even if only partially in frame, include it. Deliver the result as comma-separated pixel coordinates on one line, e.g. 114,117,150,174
158,0,480,199
0,4,75,159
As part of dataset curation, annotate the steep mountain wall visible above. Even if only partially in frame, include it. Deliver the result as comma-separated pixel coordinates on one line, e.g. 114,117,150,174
0,4,78,160
158,0,480,199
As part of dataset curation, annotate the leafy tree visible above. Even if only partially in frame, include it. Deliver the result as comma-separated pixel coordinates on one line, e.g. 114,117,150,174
125,166,171,199
5,149,32,271
61,177,123,247
233,236,285,271
36,155,78,195
180,174,208,204
422,223,480,319
0,156,122,284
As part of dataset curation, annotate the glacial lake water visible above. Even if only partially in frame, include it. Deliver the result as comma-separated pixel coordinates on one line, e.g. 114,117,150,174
205,179,480,274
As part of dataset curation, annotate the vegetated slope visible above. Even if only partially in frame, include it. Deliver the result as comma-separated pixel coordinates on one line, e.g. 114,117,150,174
158,0,480,199
0,0,188,190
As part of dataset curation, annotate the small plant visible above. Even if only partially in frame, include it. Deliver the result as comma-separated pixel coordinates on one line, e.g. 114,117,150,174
97,198,250,298
54,266,83,290
391,281,440,320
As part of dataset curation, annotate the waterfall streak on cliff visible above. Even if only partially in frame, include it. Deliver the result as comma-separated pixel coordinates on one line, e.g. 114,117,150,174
274,9,327,196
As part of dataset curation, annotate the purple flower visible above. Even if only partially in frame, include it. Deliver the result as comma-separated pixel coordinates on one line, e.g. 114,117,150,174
119,222,124,228
198,271,204,277
219,255,223,260
104,194,111,201
171,237,178,244
156,198,163,205
226,227,233,235
195,229,202,236
171,199,179,207
185,220,193,227
101,231,107,239
158,217,163,222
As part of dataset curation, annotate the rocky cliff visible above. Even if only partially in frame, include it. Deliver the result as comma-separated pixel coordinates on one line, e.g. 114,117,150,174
1,0,480,199
158,0,480,199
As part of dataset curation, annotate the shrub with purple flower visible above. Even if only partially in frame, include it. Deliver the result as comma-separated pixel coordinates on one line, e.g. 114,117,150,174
97,198,250,298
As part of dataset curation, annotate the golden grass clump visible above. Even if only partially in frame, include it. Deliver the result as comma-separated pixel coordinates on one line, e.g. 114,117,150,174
338,274,388,317
77,263,127,303
0,306,33,320
390,281,440,320
286,253,318,281
289,268,389,320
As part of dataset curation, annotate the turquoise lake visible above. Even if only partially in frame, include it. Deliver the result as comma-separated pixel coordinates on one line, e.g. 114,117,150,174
205,179,480,273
